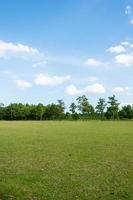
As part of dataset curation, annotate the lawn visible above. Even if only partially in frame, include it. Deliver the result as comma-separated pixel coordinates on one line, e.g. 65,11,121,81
0,121,133,200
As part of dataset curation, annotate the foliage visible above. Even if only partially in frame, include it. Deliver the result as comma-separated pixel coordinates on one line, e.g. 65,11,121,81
95,98,107,120
0,95,133,120
106,95,120,120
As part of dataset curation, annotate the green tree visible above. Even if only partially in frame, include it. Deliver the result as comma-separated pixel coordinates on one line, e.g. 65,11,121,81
69,102,79,120
77,95,89,114
0,103,4,120
57,100,65,119
106,95,120,120
119,105,133,119
5,103,25,120
44,104,61,120
35,103,45,120
57,100,65,111
96,98,107,120
76,95,94,119
69,102,77,114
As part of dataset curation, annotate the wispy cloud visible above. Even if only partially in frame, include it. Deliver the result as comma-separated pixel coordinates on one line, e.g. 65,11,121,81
16,80,32,89
115,53,133,66
66,83,105,95
106,41,133,67
125,5,132,15
32,61,47,68
125,5,133,25
66,84,82,95
34,74,71,86
112,87,130,93
107,45,126,54
121,41,130,46
86,58,103,67
0,40,38,56
0,40,44,63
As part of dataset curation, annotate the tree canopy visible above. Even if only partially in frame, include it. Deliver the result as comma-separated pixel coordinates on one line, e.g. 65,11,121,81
0,95,133,120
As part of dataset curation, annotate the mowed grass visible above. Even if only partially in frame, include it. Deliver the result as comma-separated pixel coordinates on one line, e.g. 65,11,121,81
0,121,133,200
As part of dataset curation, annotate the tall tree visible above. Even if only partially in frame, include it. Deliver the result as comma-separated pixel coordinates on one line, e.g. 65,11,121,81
76,95,94,118
57,100,65,114
35,103,45,120
69,102,79,120
76,95,89,115
0,103,4,120
69,102,77,114
106,95,120,120
96,98,107,120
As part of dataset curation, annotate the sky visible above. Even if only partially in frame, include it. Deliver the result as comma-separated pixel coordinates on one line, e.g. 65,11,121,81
0,0,133,108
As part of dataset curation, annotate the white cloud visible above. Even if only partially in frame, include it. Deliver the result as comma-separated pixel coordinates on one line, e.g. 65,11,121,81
66,84,82,95
0,40,40,58
16,80,32,89
125,5,133,25
121,41,130,46
86,58,103,67
107,45,126,54
130,43,133,48
34,74,71,86
112,87,130,93
32,61,47,68
84,83,105,94
115,54,133,66
131,19,133,24
125,5,132,15
66,83,105,95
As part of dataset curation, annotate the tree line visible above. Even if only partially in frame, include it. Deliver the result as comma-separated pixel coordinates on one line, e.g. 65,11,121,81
0,95,133,120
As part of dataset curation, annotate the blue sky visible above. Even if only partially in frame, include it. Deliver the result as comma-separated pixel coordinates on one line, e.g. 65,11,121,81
0,0,133,107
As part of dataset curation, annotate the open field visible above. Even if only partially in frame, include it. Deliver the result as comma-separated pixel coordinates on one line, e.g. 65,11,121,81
0,121,133,200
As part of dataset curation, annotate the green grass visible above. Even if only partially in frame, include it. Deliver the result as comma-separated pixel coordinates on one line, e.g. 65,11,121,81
0,121,133,200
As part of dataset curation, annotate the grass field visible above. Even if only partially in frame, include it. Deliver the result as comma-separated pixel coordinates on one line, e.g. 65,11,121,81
0,121,133,200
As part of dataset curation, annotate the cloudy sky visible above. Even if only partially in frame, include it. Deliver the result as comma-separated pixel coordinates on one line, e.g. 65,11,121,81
0,0,133,107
